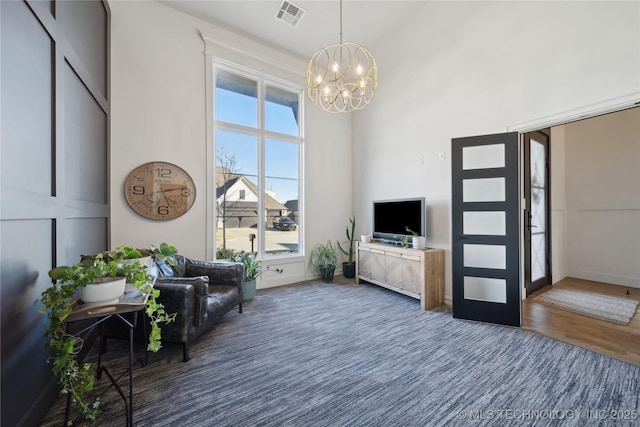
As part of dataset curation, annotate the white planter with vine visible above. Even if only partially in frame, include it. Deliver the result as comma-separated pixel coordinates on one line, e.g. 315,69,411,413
121,256,153,292
412,236,426,249
80,276,126,306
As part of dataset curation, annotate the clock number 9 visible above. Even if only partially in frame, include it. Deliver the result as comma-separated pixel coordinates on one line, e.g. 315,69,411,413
157,206,170,216
132,185,145,195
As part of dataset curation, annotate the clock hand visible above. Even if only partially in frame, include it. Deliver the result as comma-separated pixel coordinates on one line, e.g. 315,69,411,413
161,189,170,205
156,186,187,194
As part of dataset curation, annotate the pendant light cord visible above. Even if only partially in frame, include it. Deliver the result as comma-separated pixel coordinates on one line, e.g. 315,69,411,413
339,0,343,45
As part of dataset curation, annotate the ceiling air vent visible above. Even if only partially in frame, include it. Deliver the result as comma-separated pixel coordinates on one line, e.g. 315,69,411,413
275,1,306,28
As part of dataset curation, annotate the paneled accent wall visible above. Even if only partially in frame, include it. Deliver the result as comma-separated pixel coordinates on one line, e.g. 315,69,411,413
0,1,110,425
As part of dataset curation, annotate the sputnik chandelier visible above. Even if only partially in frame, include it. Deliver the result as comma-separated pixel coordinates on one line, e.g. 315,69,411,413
305,0,378,113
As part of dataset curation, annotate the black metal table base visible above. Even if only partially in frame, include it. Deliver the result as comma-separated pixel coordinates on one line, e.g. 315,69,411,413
64,309,147,426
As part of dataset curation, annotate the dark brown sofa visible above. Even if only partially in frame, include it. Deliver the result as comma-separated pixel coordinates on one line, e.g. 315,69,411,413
150,255,244,361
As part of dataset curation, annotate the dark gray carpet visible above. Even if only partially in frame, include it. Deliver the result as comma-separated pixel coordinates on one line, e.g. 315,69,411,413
41,281,640,426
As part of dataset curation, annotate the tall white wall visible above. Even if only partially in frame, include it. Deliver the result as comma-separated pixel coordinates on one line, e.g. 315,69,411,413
550,126,567,284
564,108,640,287
351,1,640,301
109,1,352,286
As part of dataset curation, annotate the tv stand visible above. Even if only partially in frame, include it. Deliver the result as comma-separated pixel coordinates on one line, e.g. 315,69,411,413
356,241,444,310
377,239,403,247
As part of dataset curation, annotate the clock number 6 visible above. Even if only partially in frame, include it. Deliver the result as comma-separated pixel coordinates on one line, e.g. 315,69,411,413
132,185,145,195
157,206,169,216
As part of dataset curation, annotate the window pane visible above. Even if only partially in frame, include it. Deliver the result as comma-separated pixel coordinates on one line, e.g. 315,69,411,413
462,144,505,170
266,85,299,136
463,177,505,202
464,277,507,303
215,70,257,128
215,130,258,254
265,139,299,254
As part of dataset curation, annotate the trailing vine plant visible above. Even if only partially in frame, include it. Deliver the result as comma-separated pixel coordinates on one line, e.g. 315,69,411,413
39,254,119,424
38,252,176,423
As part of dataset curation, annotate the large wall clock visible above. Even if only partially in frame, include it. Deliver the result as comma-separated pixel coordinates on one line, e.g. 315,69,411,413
124,161,196,220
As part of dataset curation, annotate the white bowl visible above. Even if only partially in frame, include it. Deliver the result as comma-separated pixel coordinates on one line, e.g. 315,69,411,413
80,277,126,306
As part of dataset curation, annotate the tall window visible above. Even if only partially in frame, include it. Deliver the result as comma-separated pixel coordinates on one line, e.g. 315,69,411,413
214,68,302,258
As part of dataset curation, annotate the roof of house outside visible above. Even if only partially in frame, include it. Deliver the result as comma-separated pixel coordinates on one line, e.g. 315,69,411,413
284,199,298,212
216,166,287,211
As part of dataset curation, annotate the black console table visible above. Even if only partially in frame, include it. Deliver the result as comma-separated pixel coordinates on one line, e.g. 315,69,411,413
63,292,148,426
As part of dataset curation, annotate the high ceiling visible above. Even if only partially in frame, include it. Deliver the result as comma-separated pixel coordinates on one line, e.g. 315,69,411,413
158,1,426,60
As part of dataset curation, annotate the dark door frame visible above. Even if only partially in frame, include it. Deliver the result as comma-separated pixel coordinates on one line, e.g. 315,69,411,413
523,129,552,296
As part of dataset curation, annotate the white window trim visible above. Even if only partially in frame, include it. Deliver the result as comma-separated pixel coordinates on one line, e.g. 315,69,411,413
203,40,305,261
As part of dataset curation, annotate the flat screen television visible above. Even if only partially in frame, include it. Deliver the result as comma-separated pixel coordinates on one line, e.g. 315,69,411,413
372,197,426,244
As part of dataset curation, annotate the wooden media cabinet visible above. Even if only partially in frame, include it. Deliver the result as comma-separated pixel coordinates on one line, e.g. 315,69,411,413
356,241,444,310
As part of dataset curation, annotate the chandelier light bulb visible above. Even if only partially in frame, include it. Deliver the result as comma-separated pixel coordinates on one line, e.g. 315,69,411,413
356,64,363,74
316,75,323,84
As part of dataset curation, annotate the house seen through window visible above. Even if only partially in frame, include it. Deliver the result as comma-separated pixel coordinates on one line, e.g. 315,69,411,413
214,68,302,258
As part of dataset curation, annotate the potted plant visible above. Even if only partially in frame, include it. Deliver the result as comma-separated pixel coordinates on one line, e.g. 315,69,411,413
39,254,176,423
309,240,338,282
337,216,356,279
39,254,123,423
105,243,178,292
106,242,178,266
217,250,283,301
406,226,426,249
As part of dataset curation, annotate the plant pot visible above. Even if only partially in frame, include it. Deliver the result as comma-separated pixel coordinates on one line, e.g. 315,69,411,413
342,262,356,279
121,256,153,293
243,279,257,302
80,277,126,306
412,236,426,249
319,265,336,282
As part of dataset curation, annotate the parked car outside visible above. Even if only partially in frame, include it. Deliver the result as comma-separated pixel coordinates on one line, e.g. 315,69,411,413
273,217,297,231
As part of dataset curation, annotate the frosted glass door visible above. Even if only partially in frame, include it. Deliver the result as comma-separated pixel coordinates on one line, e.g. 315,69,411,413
452,132,520,327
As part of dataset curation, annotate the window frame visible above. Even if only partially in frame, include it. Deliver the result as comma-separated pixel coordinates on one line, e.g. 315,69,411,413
210,62,304,261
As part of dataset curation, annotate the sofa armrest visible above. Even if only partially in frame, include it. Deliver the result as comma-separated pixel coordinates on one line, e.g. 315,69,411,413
155,276,209,328
154,275,209,295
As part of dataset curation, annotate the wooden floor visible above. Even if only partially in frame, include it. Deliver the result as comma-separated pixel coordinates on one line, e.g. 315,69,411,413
523,277,640,366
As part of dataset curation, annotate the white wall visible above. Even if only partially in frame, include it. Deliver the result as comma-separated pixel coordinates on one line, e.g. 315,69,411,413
110,1,640,295
109,1,352,286
351,1,640,302
550,126,567,284
563,107,640,287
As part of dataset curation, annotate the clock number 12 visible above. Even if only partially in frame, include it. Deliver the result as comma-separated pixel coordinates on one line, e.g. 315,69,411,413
155,168,171,178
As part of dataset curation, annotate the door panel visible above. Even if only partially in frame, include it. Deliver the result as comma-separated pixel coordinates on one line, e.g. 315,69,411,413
452,132,520,326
